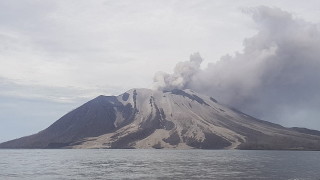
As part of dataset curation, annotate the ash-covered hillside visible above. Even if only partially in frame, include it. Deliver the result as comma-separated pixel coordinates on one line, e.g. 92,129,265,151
1,88,320,150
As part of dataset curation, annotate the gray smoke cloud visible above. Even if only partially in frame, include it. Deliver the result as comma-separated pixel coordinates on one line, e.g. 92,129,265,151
153,6,320,129
153,52,203,91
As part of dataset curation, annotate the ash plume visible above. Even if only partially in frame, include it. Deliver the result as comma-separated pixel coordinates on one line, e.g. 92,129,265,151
153,52,203,91
153,6,320,129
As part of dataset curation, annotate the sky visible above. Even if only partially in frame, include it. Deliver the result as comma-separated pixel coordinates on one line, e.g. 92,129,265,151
1,0,320,143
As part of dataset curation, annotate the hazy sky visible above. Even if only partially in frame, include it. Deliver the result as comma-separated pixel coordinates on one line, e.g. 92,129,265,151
1,0,320,142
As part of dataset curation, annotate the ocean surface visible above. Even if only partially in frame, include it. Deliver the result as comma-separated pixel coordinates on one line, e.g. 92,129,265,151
0,149,319,180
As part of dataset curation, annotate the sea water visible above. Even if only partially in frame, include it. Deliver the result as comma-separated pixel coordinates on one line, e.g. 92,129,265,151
0,149,319,179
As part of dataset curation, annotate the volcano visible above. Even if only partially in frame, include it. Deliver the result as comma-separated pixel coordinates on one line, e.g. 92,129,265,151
1,88,320,150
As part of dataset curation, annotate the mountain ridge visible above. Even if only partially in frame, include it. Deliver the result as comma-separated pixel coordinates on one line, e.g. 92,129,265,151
1,88,320,150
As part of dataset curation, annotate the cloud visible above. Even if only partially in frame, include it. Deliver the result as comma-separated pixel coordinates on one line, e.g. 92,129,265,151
154,6,320,129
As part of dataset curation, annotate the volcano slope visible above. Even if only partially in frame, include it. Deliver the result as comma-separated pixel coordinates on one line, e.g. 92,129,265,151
1,88,320,150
